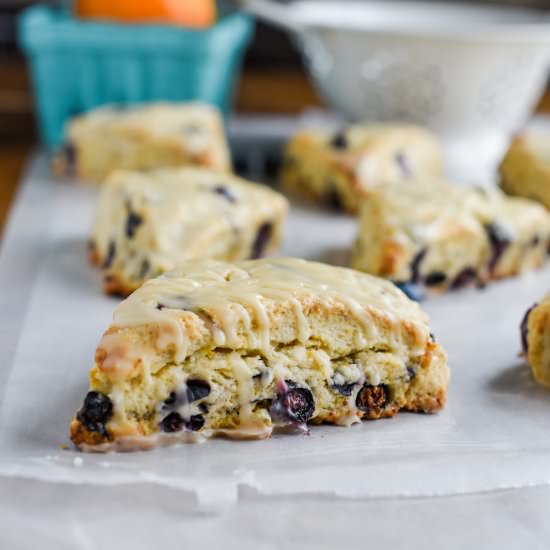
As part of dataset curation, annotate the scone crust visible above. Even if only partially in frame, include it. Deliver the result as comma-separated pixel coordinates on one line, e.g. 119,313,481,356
526,294,550,389
500,134,550,211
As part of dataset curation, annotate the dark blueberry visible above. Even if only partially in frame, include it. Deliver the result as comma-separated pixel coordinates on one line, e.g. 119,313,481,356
102,241,116,269
330,130,348,149
395,151,412,178
251,222,272,259
520,304,537,355
332,382,356,396
164,392,177,406
62,143,77,175
531,235,541,247
77,391,113,435
156,303,166,310
198,402,209,414
126,211,143,239
410,248,427,284
324,186,343,211
406,366,416,381
271,384,315,424
355,383,389,413
138,259,150,279
424,271,447,287
451,267,477,290
161,412,184,433
212,185,236,203
430,332,436,342
393,281,423,302
186,414,205,431
185,379,211,402
485,223,511,273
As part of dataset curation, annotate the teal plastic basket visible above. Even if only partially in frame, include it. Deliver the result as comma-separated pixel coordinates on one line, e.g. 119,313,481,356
18,6,253,147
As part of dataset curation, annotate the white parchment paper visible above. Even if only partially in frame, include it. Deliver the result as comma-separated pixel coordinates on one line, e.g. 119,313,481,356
1,153,550,509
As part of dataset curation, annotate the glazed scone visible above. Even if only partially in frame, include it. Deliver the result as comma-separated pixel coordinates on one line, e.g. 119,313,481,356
351,180,550,296
69,258,449,451
281,124,443,212
500,133,550,210
53,102,231,181
90,167,288,296
521,295,550,389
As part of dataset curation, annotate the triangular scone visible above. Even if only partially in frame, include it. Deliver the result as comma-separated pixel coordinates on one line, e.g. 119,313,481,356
70,258,449,451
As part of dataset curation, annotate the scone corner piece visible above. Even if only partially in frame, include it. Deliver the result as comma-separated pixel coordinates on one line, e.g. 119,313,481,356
90,167,289,297
499,133,550,211
69,258,449,452
522,295,550,390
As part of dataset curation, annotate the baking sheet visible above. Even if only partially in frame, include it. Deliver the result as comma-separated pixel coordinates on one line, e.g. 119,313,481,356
1,153,550,509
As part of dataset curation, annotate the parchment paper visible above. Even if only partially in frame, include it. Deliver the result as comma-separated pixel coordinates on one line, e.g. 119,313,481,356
1,153,549,509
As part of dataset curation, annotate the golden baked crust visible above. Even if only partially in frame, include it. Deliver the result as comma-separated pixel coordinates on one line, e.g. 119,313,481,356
53,102,231,182
70,258,449,451
523,294,550,389
351,180,550,294
91,167,288,297
500,134,550,210
281,124,443,213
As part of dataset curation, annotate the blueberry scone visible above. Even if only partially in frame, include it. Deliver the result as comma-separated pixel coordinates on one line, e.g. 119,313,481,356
281,124,443,212
53,102,230,181
90,167,288,296
351,180,550,297
69,258,449,451
520,296,550,389
500,133,550,210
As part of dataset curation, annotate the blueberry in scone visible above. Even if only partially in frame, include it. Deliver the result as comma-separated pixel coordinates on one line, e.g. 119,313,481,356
53,102,231,182
69,258,449,451
90,167,288,297
281,123,443,213
351,179,550,294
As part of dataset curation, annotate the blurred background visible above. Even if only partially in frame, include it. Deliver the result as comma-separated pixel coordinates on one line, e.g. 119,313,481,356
1,0,550,234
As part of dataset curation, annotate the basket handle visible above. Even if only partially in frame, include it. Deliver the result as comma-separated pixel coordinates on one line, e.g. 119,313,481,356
235,0,302,32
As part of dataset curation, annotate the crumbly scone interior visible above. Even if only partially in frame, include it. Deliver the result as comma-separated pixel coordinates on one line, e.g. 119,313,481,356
70,258,448,450
352,180,550,289
91,168,288,295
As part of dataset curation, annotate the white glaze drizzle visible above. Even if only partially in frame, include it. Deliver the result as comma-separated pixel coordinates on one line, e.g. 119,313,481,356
98,258,430,384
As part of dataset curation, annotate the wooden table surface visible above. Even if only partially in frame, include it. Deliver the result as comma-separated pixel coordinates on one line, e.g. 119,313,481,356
0,71,549,239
